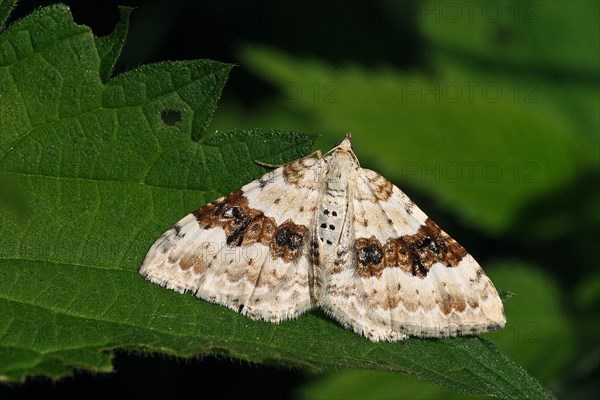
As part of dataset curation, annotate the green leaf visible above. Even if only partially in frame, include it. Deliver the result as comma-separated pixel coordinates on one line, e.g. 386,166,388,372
301,262,574,399
0,0,16,28
323,336,557,399
238,46,587,233
94,6,131,83
0,5,552,399
0,4,307,381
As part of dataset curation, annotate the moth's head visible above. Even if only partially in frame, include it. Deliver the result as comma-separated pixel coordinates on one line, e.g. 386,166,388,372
338,133,352,151
328,133,359,166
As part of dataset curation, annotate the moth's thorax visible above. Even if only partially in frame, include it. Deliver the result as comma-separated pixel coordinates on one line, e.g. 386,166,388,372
324,150,356,191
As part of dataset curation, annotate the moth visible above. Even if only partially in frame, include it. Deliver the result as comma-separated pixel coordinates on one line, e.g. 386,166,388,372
140,134,505,341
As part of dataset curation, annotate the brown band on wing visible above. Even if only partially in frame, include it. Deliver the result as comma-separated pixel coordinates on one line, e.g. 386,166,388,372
438,291,467,314
272,220,309,261
354,170,394,202
193,190,308,263
355,236,386,278
179,254,199,271
354,218,468,278
282,158,319,187
366,172,394,201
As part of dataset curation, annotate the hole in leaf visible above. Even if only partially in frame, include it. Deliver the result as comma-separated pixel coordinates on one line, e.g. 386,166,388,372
160,110,182,126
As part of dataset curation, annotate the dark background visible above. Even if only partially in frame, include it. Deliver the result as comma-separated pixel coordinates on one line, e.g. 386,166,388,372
8,0,422,107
